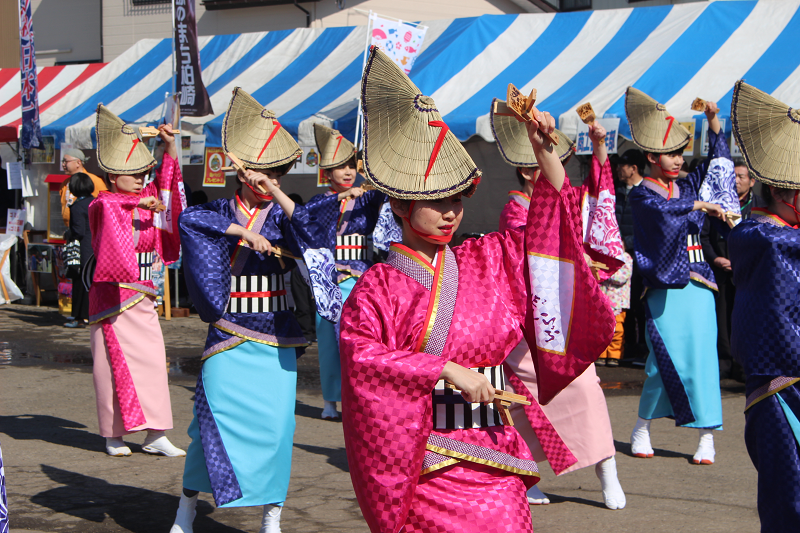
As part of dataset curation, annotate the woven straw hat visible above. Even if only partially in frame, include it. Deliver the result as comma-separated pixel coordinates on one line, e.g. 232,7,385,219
361,47,481,199
313,123,357,169
732,80,800,187
490,98,574,167
95,105,156,174
222,87,302,169
625,87,691,153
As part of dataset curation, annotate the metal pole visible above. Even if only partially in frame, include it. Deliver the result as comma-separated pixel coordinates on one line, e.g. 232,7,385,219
353,10,373,151
171,0,176,97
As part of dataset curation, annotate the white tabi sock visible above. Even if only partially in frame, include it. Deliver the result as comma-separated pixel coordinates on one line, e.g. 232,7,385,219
260,503,282,533
141,430,186,457
526,484,550,505
169,492,197,533
595,456,626,510
105,437,131,457
693,429,715,465
321,401,340,420
630,417,654,457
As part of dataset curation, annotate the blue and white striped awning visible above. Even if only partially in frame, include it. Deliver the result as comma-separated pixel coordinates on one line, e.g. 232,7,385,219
3,0,799,149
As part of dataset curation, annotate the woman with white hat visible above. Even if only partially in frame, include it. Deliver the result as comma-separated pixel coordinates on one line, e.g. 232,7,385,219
340,47,615,533
728,80,800,531
170,87,316,533
89,105,185,458
624,87,727,464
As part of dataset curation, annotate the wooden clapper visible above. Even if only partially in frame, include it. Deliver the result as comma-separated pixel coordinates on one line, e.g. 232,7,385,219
493,84,559,146
444,381,531,426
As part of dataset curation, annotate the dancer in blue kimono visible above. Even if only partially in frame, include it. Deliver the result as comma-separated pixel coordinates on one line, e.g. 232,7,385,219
304,123,398,420
729,80,800,532
624,88,730,465
170,88,314,533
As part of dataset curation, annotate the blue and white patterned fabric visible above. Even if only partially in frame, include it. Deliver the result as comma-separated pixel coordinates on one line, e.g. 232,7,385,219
0,441,7,533
699,158,741,219
298,248,342,323
373,201,403,253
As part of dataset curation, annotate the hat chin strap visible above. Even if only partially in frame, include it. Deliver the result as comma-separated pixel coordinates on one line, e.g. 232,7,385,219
244,181,273,202
403,200,453,244
655,155,680,178
780,190,800,227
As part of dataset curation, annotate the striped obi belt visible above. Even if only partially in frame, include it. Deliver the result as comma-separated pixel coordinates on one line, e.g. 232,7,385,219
336,234,371,261
687,234,704,263
228,274,288,313
137,252,154,281
432,365,507,429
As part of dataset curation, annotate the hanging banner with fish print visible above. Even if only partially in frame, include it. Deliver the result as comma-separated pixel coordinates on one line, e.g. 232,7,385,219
369,14,427,74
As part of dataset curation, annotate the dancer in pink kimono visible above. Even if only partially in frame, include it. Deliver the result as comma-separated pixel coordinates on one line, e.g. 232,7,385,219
340,47,615,533
88,105,185,457
492,105,626,509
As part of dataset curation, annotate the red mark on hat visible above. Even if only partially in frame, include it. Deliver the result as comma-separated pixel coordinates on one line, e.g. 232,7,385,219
663,115,675,146
425,121,450,180
332,135,343,160
126,138,140,163
257,120,282,161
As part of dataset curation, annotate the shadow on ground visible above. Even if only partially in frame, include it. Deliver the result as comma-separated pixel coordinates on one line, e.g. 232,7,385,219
31,465,245,533
293,443,349,473
614,439,694,462
0,414,102,454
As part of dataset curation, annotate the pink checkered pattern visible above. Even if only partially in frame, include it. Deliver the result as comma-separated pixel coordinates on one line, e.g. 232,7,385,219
101,321,146,431
405,461,532,533
498,195,527,233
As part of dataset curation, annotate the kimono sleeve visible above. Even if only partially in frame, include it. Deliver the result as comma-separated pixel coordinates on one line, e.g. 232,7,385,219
150,153,186,264
684,128,731,194
178,200,234,323
282,204,316,255
522,178,617,404
580,154,626,280
629,185,694,288
339,271,446,533
301,193,340,250
89,193,140,283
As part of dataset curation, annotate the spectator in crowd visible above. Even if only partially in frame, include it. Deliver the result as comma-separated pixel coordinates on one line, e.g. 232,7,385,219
701,159,766,379
615,149,648,359
64,173,94,328
596,252,633,367
0,155,13,227
60,149,107,226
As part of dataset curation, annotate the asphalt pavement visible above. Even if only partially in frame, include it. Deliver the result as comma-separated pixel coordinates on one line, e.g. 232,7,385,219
0,304,759,532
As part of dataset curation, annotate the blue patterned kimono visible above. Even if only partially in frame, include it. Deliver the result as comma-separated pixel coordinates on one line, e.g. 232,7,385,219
304,188,397,402
177,194,312,508
628,129,730,429
729,210,800,532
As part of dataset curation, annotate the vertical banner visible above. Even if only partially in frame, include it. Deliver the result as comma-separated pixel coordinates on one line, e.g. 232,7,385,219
203,147,226,187
574,118,620,155
681,121,696,156
174,0,213,117
369,14,427,74
18,0,43,150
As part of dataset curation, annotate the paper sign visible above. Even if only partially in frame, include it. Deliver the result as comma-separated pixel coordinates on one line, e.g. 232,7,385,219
370,14,427,74
21,169,37,197
681,121,696,156
6,162,22,190
30,136,56,164
701,118,727,156
730,130,742,157
575,118,620,155
6,209,25,237
181,135,205,165
203,147,226,187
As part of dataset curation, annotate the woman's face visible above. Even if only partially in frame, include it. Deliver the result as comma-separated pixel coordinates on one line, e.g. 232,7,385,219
110,172,146,194
648,151,684,180
326,160,357,193
394,194,464,243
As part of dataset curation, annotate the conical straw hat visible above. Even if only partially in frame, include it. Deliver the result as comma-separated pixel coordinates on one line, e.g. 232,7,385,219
314,123,357,169
732,80,800,187
95,105,156,174
361,47,481,199
625,87,691,153
490,98,574,167
222,87,302,169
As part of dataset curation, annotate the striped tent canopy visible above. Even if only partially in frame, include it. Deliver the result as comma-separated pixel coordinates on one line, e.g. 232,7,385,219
1,0,799,150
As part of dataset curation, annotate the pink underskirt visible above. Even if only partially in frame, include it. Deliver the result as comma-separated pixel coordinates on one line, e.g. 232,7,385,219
90,297,173,437
507,339,615,475
405,461,532,533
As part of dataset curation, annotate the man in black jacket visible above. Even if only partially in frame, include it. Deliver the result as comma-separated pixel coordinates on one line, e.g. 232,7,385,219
615,149,648,361
700,159,765,379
